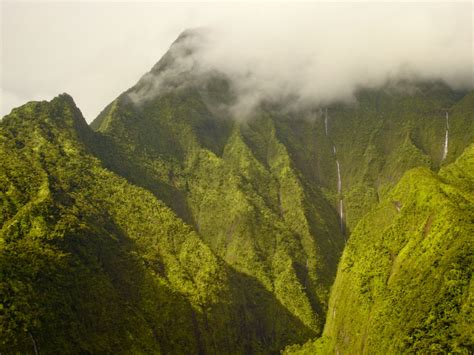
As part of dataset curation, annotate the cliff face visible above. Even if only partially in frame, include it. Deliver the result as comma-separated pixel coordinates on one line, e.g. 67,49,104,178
287,144,473,354
1,32,473,354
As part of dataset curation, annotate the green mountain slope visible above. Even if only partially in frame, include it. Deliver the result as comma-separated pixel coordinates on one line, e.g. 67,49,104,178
287,144,473,354
1,30,473,354
324,83,471,231
89,47,347,333
89,33,472,339
0,95,317,353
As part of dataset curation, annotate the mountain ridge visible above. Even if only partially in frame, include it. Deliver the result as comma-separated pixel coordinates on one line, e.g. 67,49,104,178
1,32,473,353
286,143,473,353
1,94,319,353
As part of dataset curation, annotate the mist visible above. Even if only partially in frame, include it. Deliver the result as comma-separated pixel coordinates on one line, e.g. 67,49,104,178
2,2,472,121
128,2,473,118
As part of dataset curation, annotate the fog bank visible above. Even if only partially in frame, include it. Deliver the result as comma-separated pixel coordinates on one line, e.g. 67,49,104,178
130,2,473,117
2,2,472,121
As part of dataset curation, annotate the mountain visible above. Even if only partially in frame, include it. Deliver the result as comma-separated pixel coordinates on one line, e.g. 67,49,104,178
1,31,473,353
285,143,473,354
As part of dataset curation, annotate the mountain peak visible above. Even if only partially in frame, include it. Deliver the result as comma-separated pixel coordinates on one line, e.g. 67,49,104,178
173,27,209,45
1,92,89,140
149,27,208,75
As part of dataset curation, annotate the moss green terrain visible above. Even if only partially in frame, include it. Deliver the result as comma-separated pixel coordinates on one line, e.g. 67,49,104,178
286,144,473,354
1,95,323,353
1,33,473,353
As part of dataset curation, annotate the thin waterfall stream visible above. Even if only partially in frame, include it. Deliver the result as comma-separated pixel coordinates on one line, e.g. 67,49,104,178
334,150,344,234
336,159,342,194
325,108,344,234
442,111,449,161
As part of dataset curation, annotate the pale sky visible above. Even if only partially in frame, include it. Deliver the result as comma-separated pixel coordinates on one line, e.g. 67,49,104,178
1,1,473,122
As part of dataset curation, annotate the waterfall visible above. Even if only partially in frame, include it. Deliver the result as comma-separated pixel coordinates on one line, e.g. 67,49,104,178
336,160,342,194
442,111,449,161
339,199,344,233
325,109,345,234
442,131,449,160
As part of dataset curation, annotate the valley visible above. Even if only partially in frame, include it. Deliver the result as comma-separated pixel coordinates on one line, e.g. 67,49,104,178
1,31,473,354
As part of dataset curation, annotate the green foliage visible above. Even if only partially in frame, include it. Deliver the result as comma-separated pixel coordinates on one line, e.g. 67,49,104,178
91,76,473,354
0,96,316,353
90,83,348,338
1,45,473,354
318,146,474,354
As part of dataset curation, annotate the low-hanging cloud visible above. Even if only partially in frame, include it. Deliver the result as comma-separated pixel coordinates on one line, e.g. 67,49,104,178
2,2,472,121
128,2,473,118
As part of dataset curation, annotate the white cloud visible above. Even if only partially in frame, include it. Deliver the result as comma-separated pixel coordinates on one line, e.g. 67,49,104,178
1,2,472,121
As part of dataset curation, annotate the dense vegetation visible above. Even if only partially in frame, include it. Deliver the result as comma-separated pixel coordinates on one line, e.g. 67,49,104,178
1,32,473,353
0,96,318,353
286,144,473,354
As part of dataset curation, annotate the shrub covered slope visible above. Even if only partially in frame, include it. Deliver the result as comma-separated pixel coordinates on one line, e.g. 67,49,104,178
0,95,317,353
1,32,473,353
286,144,473,354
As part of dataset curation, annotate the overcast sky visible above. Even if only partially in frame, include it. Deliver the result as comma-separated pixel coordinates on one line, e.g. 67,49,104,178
1,1,473,122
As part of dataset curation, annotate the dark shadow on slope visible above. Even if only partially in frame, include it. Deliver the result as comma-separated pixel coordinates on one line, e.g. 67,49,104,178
224,267,318,354
0,199,199,354
88,132,198,228
2,175,317,354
